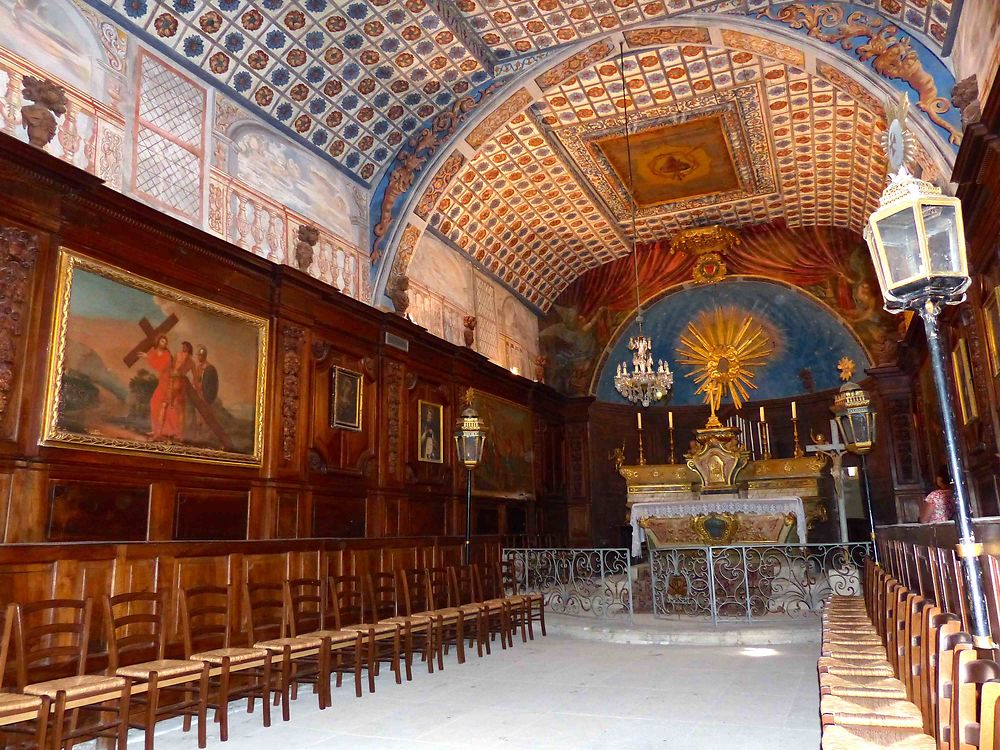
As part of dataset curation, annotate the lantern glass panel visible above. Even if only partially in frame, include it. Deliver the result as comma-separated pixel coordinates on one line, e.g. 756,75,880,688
849,413,871,445
879,207,925,286
923,203,962,275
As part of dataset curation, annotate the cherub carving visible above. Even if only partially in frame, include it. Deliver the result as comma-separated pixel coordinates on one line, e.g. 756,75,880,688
463,316,476,348
387,274,410,316
294,224,320,274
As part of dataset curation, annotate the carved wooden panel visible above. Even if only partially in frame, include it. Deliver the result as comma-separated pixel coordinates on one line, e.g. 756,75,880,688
47,481,149,542
174,490,250,540
312,494,365,538
280,325,306,465
0,225,38,441
402,499,446,536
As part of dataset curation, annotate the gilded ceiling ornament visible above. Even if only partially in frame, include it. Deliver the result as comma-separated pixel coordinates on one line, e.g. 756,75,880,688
669,226,740,286
675,307,773,415
837,356,857,382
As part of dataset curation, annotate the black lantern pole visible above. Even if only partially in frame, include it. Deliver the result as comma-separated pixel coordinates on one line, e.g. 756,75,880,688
863,101,992,648
454,389,487,566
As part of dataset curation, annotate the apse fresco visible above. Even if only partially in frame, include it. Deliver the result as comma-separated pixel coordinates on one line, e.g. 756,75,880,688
594,280,869,405
539,224,897,396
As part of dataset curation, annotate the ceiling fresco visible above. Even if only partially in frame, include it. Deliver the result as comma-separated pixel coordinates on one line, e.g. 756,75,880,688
426,42,891,307
81,0,957,192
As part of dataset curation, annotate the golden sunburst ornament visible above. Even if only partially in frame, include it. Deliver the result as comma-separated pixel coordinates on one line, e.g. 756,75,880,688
675,307,773,419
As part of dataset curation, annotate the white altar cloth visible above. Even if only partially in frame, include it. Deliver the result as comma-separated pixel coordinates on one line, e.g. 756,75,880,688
629,497,807,556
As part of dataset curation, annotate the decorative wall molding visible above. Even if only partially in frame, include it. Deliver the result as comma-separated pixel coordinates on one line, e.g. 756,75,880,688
280,325,305,463
0,226,38,435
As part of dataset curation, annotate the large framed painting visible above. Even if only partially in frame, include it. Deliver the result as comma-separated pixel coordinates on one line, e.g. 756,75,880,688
417,400,443,463
41,249,268,465
330,366,362,431
471,392,534,499
984,287,1000,378
951,337,979,426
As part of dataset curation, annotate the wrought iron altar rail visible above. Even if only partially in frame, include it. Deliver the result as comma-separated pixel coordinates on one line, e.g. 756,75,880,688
649,543,872,624
504,548,634,620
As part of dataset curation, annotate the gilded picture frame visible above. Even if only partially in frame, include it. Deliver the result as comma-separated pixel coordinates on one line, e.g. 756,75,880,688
330,366,363,431
42,249,269,465
417,400,444,463
471,391,534,499
951,337,979,425
984,287,1000,377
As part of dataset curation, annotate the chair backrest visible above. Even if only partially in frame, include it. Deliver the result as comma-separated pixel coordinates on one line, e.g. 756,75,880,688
285,578,326,636
0,604,13,689
104,591,167,672
498,559,522,597
426,567,453,610
936,628,974,747
474,563,502,602
366,572,398,622
979,680,1000,750
329,575,366,629
244,582,286,646
398,569,429,616
181,585,233,657
449,565,478,607
12,599,91,689
951,649,1000,750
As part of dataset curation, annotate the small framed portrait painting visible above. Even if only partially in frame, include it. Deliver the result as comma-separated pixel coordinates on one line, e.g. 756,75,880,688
417,400,444,463
330,367,362,431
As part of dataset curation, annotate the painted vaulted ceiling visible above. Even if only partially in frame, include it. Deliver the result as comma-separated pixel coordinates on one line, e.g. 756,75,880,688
83,0,973,314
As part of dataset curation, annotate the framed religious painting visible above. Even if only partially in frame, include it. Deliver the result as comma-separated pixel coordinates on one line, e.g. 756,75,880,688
330,366,362,431
471,391,534,499
417,400,443,463
951,337,979,425
984,287,1000,377
41,249,268,465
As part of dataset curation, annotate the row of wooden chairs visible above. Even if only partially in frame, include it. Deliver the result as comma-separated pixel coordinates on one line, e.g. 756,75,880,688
0,560,545,749
818,557,1000,749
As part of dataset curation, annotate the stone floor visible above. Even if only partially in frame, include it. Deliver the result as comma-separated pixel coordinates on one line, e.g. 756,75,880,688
137,635,820,750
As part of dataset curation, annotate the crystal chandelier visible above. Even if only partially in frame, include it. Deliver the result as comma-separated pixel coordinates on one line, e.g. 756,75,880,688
612,43,672,407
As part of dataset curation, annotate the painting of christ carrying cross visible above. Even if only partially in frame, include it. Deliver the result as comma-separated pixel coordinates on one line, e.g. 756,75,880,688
41,250,268,465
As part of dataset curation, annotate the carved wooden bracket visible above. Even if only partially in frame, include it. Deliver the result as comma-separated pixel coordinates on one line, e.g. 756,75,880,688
362,356,377,382
405,372,418,391
311,339,331,364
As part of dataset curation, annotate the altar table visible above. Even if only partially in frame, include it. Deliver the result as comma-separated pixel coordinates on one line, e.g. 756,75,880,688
629,497,808,556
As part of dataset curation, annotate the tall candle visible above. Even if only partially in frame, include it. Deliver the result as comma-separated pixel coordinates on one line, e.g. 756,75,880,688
759,406,765,421
637,412,642,430
791,400,797,419
668,411,673,429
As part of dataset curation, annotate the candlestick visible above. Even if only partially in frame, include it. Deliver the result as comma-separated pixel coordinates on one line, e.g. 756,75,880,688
791,400,797,419
668,424,676,465
638,425,646,466
763,422,772,460
792,416,803,458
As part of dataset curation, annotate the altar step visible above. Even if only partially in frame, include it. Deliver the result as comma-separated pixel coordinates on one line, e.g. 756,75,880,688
546,612,821,647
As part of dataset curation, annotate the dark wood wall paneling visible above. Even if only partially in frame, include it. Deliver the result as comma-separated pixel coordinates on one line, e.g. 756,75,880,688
0,133,578,547
899,75,1000,517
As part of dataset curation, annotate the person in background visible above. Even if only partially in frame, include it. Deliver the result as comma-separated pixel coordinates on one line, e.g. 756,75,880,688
920,465,955,523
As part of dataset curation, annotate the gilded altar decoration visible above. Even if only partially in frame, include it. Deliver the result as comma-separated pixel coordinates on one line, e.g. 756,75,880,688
669,226,739,286
42,249,268,465
675,307,773,417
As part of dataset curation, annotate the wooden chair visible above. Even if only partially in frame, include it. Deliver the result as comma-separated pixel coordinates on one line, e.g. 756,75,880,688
366,571,435,682
328,575,401,693
448,565,490,656
243,582,328,720
934,629,973,748
0,604,49,750
424,567,467,664
12,598,129,749
398,568,444,671
477,561,527,646
951,649,1000,750
180,585,273,742
979,680,1000,750
104,592,210,750
499,559,546,638
284,578,364,699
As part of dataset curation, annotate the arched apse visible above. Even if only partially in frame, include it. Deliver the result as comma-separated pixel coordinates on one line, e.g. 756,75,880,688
593,279,871,405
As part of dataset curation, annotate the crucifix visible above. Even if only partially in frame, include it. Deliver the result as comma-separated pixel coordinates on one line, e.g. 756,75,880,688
806,418,849,543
